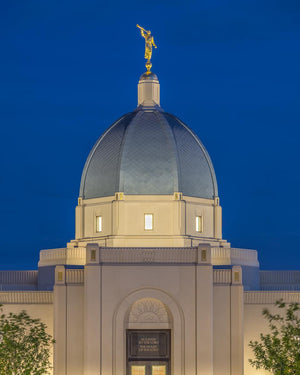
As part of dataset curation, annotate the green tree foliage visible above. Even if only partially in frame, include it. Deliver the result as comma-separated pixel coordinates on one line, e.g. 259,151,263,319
249,300,300,375
0,306,54,375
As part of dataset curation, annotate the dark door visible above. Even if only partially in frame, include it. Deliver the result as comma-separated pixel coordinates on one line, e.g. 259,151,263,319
127,330,170,375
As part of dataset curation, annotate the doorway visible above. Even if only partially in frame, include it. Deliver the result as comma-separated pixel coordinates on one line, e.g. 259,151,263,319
127,330,170,375
128,361,169,375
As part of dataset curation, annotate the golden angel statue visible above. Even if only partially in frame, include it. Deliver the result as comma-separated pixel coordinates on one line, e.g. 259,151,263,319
137,24,157,72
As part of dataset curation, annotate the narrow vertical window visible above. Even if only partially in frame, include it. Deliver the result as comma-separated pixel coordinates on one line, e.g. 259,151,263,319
96,216,102,232
144,214,153,230
196,216,203,232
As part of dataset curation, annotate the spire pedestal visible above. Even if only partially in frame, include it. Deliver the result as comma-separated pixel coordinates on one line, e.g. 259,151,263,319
138,72,160,107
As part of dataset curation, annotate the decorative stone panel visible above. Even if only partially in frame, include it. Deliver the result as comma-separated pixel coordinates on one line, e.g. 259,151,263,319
128,298,170,324
0,291,53,304
244,291,300,304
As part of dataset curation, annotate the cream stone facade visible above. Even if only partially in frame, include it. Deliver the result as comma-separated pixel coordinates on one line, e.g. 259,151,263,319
75,194,222,247
0,69,299,375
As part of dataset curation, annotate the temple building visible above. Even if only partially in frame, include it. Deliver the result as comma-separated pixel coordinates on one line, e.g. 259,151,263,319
0,58,299,375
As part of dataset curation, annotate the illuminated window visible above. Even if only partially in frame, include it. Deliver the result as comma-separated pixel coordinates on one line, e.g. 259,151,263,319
196,216,203,232
131,366,146,375
152,365,166,375
96,216,102,232
144,214,153,230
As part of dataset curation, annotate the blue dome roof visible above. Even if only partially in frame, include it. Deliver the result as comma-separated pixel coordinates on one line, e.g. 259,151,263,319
79,108,218,199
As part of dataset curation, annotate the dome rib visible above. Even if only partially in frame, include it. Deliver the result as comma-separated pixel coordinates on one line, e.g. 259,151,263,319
163,112,218,198
79,112,135,199
154,111,180,193
119,110,177,195
114,112,138,193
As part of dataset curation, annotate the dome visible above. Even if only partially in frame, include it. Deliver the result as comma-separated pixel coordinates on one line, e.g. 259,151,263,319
79,107,218,200
139,72,158,81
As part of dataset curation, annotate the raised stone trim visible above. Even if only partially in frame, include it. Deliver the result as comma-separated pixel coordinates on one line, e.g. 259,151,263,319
39,247,86,267
100,247,197,263
211,247,258,267
66,269,84,284
244,291,300,304
0,271,38,284
0,291,53,304
0,271,38,290
39,245,258,267
213,269,232,284
260,271,300,290
100,246,258,266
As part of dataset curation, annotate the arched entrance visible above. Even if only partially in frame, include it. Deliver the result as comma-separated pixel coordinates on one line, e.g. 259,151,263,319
126,298,171,375
113,288,184,375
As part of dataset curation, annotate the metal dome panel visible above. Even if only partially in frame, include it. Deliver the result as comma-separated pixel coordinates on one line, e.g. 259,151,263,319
119,111,179,194
163,113,218,198
79,112,135,199
79,108,218,200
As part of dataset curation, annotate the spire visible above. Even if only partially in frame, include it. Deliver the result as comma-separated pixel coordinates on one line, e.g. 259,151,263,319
137,72,160,107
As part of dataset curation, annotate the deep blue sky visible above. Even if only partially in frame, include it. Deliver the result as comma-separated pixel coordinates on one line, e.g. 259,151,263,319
0,0,299,270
